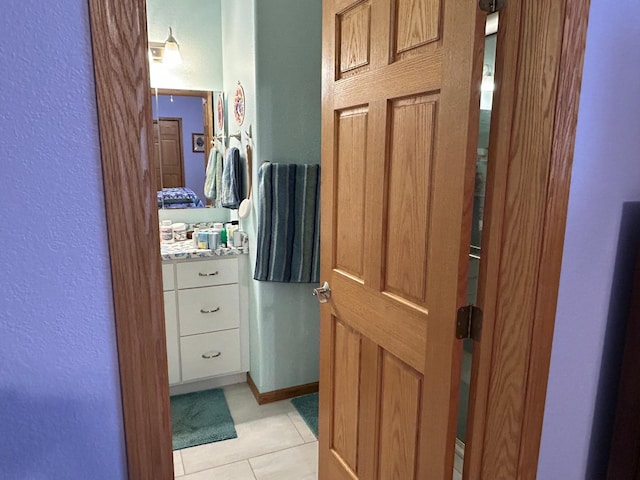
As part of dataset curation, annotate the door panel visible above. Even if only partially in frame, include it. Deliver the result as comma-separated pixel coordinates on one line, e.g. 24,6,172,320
393,0,440,56
384,94,436,303
320,0,483,479
378,351,422,479
338,2,371,78
332,320,361,472
335,108,368,279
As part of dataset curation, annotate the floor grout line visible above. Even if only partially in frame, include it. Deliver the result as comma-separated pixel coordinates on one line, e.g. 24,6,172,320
248,439,318,464
179,451,185,477
175,382,317,478
181,442,314,478
286,409,307,443
287,411,318,443
247,458,259,480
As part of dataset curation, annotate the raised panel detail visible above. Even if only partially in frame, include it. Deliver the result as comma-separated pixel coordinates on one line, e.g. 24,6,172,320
384,95,436,303
338,2,371,76
394,0,440,55
378,351,422,480
332,319,361,472
335,107,368,278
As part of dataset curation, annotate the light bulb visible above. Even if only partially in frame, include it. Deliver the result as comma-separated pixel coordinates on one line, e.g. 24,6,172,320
163,27,183,65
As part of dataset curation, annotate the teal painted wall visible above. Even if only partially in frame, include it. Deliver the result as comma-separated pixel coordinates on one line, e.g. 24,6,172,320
220,0,259,389
251,0,322,392
146,0,223,91
221,0,322,392
147,0,228,221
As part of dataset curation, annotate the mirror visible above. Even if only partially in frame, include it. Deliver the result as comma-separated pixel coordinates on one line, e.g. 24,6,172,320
454,12,498,479
146,0,225,209
152,89,224,209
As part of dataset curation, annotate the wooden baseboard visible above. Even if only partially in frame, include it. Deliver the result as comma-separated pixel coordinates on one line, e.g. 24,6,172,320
247,372,319,405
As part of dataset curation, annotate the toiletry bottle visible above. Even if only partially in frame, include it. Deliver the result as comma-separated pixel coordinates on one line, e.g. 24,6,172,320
192,228,200,248
212,231,220,249
161,220,173,243
172,222,187,242
198,230,209,249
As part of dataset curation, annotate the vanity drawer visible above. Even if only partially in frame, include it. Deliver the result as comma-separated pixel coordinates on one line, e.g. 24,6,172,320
162,263,175,291
176,258,238,289
180,329,241,382
178,284,240,336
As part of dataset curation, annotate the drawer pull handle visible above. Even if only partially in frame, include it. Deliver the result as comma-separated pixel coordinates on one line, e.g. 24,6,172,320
199,271,219,277
202,351,222,359
200,307,221,314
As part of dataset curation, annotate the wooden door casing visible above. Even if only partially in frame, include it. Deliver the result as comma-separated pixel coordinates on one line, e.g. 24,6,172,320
87,0,589,477
319,1,484,479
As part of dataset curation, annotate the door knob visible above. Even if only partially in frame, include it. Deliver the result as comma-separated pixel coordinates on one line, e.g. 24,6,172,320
313,282,331,303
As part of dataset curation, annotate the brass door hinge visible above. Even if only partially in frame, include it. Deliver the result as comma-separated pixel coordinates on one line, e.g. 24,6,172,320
456,305,483,341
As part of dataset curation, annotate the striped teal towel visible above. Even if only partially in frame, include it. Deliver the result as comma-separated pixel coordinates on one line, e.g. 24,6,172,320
254,163,320,283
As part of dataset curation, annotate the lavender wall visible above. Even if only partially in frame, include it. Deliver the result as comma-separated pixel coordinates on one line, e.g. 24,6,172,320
153,94,207,202
0,1,126,479
538,0,640,477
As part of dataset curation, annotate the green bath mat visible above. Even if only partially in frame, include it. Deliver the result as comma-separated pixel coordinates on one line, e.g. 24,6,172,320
291,392,319,437
171,388,237,450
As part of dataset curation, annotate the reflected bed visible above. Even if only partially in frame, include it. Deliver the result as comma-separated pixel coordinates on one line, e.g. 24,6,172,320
158,187,204,209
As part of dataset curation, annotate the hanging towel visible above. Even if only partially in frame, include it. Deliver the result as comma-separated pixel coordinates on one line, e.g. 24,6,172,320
214,150,223,207
254,162,273,280
254,162,321,283
220,147,242,209
291,164,320,283
203,148,216,200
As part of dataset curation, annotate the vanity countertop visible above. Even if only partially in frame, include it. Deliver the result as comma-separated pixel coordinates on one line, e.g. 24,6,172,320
161,240,248,261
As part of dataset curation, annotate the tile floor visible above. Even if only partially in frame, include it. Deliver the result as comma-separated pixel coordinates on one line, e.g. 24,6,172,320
173,383,318,479
172,381,465,480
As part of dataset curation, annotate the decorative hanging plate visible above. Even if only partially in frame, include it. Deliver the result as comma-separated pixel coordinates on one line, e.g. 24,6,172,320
233,82,245,126
216,92,224,131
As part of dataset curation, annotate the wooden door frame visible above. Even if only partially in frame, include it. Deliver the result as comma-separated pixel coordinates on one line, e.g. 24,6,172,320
464,0,591,478
87,1,590,479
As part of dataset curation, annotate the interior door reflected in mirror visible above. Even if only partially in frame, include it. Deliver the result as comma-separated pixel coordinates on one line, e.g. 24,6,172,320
152,89,223,209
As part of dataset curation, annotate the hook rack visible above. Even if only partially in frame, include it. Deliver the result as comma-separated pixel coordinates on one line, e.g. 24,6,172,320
228,131,242,142
244,124,253,143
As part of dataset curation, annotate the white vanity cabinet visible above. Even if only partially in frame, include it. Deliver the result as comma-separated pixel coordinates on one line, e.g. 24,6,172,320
162,264,180,385
162,257,247,387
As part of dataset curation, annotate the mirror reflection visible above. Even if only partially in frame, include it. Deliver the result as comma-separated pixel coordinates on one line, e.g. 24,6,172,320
152,89,222,208
455,11,499,480
146,0,225,210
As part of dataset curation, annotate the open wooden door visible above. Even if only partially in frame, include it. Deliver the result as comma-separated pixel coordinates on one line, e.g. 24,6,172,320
319,0,484,479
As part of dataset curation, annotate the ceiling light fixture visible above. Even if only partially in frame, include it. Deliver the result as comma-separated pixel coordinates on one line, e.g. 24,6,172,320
162,27,182,65
148,26,183,65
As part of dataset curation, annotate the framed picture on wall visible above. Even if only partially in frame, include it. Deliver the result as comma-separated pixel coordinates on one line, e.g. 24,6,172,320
192,133,205,153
